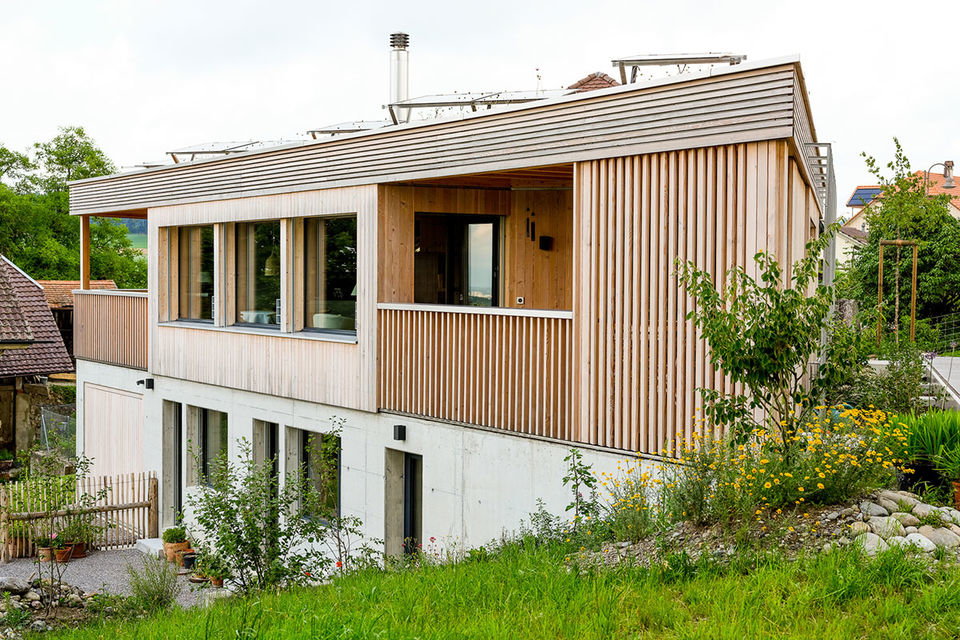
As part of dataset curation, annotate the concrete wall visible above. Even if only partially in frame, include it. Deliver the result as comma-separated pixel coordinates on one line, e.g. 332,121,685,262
102,370,644,549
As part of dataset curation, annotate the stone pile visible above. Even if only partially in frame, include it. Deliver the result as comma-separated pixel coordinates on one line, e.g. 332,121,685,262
848,490,960,556
0,576,100,636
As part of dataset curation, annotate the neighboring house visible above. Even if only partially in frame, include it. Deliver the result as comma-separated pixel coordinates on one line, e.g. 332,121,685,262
67,55,832,551
38,280,118,360
0,257,74,451
836,226,867,268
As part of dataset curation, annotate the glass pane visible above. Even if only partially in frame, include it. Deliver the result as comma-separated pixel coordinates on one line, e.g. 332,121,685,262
236,222,282,326
201,409,228,479
177,226,214,320
465,222,494,307
302,431,340,518
303,217,357,332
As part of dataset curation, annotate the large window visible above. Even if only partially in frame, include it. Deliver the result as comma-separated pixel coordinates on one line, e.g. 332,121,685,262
300,429,340,519
414,214,499,306
198,408,228,481
303,216,357,333
235,221,282,327
178,226,214,321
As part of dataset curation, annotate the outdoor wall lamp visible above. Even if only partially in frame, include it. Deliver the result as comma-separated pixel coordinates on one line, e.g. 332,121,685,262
136,378,154,390
925,160,955,194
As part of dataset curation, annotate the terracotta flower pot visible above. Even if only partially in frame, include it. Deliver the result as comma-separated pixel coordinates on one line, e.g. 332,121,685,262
68,542,87,559
164,541,189,562
37,546,54,563
210,577,224,588
175,548,195,567
953,481,960,510
54,547,72,563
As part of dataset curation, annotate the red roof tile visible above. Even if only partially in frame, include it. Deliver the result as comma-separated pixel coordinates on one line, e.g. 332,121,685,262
567,72,620,93
38,280,117,309
0,258,73,378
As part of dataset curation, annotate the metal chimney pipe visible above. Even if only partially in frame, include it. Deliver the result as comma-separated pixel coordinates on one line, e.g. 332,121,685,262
389,33,410,123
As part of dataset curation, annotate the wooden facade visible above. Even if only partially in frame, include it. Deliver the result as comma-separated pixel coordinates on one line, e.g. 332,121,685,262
70,58,829,458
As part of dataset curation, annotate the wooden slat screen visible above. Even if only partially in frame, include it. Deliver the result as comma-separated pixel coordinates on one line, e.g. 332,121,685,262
74,291,148,370
379,307,573,440
574,141,815,455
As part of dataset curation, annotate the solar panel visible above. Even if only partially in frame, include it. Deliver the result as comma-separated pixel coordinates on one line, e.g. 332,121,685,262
847,187,882,207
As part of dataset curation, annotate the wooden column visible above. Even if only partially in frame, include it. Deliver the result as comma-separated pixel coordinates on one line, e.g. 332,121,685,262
80,215,91,289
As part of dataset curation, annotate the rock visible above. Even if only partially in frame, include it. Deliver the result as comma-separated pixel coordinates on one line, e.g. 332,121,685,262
840,507,858,517
0,577,30,595
869,516,906,539
886,536,908,548
64,593,82,607
905,526,919,534
913,503,937,519
22,591,40,602
877,497,901,513
849,522,870,536
881,490,919,508
824,511,841,521
903,532,937,553
838,536,851,546
950,524,960,538
860,501,889,517
822,542,833,552
943,509,960,525
918,526,960,548
891,512,920,527
855,532,889,555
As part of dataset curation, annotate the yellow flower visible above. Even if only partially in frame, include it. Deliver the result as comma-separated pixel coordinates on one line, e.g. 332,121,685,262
817,483,824,489
798,486,805,492
764,482,772,489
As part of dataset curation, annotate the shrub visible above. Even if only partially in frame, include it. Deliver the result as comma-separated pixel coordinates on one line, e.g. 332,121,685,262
127,555,181,610
599,463,660,541
843,343,930,414
161,526,186,544
657,407,912,526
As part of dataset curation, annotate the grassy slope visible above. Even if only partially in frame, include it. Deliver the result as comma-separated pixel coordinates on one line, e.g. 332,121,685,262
126,233,147,250
44,544,960,640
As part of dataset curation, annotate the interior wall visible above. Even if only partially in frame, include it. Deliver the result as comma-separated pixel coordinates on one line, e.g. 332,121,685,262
377,185,573,310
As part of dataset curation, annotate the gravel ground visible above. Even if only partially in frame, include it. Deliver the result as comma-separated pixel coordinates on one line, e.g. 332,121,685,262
0,549,206,608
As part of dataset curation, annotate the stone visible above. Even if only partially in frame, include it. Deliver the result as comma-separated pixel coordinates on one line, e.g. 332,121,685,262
881,490,919,508
877,497,901,513
855,532,889,555
860,501,889,517
824,511,841,521
918,526,960,548
837,536,851,546
913,503,937,519
891,512,920,527
822,542,833,552
950,524,960,538
943,509,960,525
0,577,30,595
886,536,908,548
869,516,906,539
905,526,919,534
840,507,858,517
849,522,870,536
903,532,937,553
23,591,40,602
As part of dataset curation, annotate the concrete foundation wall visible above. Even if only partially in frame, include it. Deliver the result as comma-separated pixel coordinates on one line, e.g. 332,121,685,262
77,361,650,550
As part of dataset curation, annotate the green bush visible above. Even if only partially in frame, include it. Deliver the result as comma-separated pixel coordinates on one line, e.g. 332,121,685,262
161,526,186,544
127,555,181,610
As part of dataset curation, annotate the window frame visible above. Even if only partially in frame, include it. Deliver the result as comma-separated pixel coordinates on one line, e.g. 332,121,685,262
232,219,284,330
298,214,359,337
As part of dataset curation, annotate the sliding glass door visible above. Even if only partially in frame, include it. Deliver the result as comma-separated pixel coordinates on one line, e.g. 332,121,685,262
414,214,500,306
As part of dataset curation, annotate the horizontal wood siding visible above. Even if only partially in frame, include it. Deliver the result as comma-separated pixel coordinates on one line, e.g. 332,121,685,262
70,64,809,215
74,291,148,370
574,141,815,454
379,307,573,440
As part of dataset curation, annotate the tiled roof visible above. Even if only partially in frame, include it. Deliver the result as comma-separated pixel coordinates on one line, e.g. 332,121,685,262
567,72,620,93
840,227,868,241
38,280,117,309
916,171,960,205
0,257,73,378
0,263,33,347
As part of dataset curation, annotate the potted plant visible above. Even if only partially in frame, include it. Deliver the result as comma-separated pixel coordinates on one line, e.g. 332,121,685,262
934,447,960,509
60,519,96,559
162,526,189,562
36,533,57,563
197,551,229,588
51,534,72,563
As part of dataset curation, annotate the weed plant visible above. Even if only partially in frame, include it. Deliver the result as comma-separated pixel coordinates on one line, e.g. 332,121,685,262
126,554,181,611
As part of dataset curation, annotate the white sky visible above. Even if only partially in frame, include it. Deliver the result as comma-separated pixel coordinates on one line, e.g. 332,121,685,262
2,0,957,210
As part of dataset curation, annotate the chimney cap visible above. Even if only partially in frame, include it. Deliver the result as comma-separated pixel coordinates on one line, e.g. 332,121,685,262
390,32,409,49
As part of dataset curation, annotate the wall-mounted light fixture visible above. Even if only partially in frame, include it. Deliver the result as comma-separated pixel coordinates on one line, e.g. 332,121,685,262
136,378,155,390
393,424,407,441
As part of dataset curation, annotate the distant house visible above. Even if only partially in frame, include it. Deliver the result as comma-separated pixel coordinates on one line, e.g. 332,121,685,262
38,280,117,359
0,257,73,451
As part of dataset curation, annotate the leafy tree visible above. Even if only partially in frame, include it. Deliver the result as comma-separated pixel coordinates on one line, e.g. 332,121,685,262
838,139,960,329
0,126,145,287
676,226,840,454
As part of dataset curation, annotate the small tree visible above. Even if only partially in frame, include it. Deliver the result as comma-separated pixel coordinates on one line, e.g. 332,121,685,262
676,226,841,453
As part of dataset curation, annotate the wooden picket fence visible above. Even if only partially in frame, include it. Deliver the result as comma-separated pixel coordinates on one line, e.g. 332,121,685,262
0,472,158,561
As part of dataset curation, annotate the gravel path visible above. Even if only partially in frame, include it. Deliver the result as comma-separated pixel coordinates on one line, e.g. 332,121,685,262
0,549,206,608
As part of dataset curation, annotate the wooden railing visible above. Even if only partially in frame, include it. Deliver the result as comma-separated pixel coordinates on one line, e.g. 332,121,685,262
74,290,148,370
378,304,573,440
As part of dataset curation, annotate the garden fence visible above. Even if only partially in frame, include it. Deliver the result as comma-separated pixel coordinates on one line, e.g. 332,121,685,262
0,471,158,561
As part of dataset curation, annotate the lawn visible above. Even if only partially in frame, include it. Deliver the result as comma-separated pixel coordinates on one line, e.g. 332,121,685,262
40,543,960,640
126,233,147,250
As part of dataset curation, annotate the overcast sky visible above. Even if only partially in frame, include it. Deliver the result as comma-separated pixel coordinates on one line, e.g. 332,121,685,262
3,0,956,211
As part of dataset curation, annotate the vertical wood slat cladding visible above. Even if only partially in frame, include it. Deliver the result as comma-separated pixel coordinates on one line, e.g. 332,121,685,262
74,291,148,370
378,308,572,439
574,141,813,454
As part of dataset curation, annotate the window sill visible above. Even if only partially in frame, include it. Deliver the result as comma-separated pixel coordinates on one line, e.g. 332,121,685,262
158,321,358,344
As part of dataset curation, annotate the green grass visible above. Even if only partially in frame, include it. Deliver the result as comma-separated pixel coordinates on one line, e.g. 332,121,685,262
40,542,960,640
127,233,147,250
